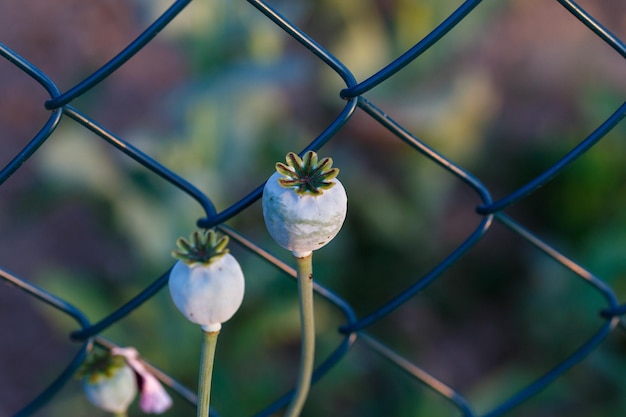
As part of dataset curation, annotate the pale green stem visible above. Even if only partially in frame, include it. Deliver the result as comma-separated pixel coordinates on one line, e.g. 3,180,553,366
284,253,315,417
197,330,220,417
113,412,127,417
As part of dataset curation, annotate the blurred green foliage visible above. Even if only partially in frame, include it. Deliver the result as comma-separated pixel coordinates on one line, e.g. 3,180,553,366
2,0,625,416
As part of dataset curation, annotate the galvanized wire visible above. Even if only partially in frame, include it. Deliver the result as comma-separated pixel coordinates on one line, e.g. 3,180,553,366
1,0,625,416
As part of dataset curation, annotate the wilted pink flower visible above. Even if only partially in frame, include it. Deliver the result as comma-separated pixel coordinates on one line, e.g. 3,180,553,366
112,347,173,414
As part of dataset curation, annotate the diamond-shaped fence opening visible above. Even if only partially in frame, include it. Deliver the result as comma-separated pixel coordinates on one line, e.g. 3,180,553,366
1,1,625,416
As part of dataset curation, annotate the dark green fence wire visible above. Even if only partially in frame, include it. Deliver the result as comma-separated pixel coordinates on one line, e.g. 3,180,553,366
1,0,625,416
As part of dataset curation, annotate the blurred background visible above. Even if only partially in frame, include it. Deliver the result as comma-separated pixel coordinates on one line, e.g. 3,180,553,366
0,0,625,416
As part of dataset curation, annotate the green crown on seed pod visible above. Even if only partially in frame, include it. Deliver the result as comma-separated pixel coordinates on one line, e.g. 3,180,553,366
276,151,339,196
76,351,127,384
172,229,230,266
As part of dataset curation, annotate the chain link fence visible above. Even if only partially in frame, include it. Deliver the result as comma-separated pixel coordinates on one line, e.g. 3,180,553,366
1,0,625,416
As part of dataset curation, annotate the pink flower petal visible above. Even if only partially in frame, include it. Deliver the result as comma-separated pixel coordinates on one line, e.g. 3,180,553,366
139,373,173,413
111,347,173,414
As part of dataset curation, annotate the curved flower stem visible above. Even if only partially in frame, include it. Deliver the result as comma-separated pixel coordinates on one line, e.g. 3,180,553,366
285,252,315,417
113,412,128,417
198,330,220,417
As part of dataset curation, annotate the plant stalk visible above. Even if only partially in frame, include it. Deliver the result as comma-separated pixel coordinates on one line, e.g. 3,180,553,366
197,330,220,417
284,253,315,417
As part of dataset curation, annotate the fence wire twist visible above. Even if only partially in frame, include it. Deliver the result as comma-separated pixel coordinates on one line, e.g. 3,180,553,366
1,0,625,416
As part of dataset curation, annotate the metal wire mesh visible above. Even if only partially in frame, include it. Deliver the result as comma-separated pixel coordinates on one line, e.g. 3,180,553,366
1,0,625,416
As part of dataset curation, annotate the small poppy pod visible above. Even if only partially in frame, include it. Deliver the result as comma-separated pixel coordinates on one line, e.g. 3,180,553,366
262,151,347,257
169,230,245,332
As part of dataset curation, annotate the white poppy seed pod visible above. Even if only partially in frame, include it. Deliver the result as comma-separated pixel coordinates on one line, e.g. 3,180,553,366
169,230,245,332
80,352,138,414
262,151,347,258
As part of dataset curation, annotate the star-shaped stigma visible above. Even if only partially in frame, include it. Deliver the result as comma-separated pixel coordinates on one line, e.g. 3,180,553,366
276,151,339,196
172,229,230,265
